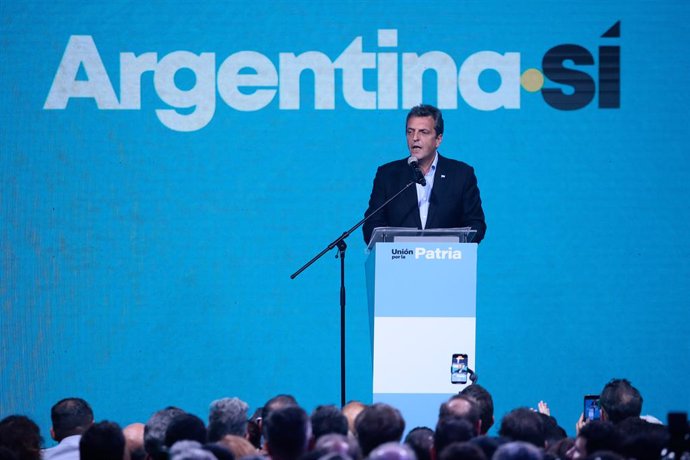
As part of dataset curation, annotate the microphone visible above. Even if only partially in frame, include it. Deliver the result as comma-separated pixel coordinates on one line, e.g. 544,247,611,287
408,156,427,186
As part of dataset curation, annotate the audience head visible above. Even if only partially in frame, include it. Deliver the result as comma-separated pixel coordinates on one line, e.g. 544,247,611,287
0,415,42,460
354,403,405,457
404,427,434,460
493,441,543,460
123,422,146,460
79,420,126,460
342,401,366,437
144,406,186,458
50,397,94,441
460,385,494,435
315,433,362,460
439,395,481,436
261,395,299,422
469,436,509,460
537,413,566,446
567,421,622,459
165,413,207,447
599,379,643,424
311,405,348,440
369,442,417,460
434,417,475,457
168,440,216,460
498,408,545,448
208,397,249,442
218,434,257,458
617,417,668,460
439,442,486,460
246,407,263,449
263,405,310,460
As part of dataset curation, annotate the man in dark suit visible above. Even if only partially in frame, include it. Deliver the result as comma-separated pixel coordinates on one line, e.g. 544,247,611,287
363,104,487,245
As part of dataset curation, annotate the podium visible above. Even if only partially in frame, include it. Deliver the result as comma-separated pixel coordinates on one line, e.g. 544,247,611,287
365,227,478,431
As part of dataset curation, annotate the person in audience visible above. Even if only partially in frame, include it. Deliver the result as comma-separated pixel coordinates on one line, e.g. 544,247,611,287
43,397,94,460
311,406,348,441
263,406,310,460
368,442,417,460
208,398,249,442
566,421,622,459
260,395,300,449
433,417,475,460
144,406,186,460
439,395,482,436
342,402,366,439
498,408,545,448
165,414,207,448
599,379,643,424
246,408,263,449
617,417,668,460
79,421,126,460
354,404,405,457
469,436,508,460
404,427,434,460
168,440,216,460
0,415,42,460
123,423,146,460
218,434,257,458
438,441,486,460
493,441,543,460
460,385,494,435
315,433,362,460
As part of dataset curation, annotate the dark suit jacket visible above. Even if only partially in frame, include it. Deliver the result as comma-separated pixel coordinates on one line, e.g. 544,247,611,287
362,154,487,244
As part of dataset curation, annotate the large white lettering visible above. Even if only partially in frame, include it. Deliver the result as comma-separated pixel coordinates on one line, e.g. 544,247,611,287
44,31,524,131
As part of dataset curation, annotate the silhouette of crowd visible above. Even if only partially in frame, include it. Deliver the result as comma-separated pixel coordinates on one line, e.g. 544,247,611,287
1,378,688,460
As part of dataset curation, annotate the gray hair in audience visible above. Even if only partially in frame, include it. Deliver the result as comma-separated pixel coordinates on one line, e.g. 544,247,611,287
144,406,186,456
368,442,417,460
169,440,217,460
208,397,249,441
493,441,543,460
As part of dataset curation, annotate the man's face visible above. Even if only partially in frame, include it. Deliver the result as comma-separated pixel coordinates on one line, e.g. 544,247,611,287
406,115,442,163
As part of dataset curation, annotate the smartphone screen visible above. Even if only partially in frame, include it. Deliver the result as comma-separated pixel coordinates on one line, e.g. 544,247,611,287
584,395,601,421
451,353,468,384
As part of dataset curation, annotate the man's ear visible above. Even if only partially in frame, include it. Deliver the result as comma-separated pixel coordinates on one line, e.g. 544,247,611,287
50,427,57,441
600,408,609,421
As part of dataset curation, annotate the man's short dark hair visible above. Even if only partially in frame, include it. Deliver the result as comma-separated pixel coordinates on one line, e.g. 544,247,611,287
498,408,545,448
354,403,405,456
599,379,643,424
404,426,434,460
434,416,475,454
311,405,348,440
493,441,543,460
263,406,310,460
50,397,94,441
261,394,299,421
617,417,667,460
165,413,207,447
578,420,623,456
79,421,125,460
406,104,444,136
144,406,186,457
439,441,487,460
461,385,494,435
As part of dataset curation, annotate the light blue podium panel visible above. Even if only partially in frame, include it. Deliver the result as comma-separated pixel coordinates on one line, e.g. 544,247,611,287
365,242,478,432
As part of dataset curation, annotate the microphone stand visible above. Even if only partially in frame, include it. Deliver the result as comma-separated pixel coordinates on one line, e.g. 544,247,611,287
290,179,419,407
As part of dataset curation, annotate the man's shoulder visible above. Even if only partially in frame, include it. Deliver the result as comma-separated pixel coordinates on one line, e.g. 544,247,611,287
437,154,474,172
377,157,408,171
